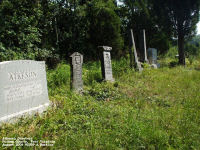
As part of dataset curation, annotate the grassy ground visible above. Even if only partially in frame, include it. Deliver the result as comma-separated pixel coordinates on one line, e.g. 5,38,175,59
0,57,200,150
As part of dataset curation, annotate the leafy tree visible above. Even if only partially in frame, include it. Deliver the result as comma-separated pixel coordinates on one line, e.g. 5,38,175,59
49,0,89,59
185,35,200,57
152,0,200,65
0,0,42,54
0,0,123,63
85,0,123,59
119,0,172,59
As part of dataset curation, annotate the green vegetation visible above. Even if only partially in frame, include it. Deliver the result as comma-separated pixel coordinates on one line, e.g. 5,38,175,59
0,0,200,149
0,0,199,66
151,0,200,65
0,0,124,62
0,58,200,149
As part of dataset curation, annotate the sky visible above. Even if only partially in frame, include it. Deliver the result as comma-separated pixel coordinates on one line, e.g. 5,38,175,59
197,22,200,35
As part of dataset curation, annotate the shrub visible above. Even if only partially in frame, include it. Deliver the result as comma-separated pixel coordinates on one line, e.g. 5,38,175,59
165,46,178,58
82,61,102,86
47,63,70,90
84,82,122,101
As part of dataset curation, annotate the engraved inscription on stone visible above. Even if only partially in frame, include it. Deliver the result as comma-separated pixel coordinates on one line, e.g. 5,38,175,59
104,52,113,80
98,46,114,82
8,71,37,81
4,81,42,102
0,60,50,123
75,56,81,64
104,53,111,68
70,52,83,92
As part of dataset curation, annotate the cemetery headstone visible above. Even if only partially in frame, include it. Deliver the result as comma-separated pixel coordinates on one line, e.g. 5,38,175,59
148,48,157,64
139,29,149,63
143,29,149,63
130,29,143,72
70,52,83,92
128,31,134,68
98,46,114,82
147,48,160,68
0,60,50,124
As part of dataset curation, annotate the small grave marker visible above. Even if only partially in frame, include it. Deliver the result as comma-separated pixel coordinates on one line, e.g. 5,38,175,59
148,48,160,68
70,52,83,92
98,46,114,82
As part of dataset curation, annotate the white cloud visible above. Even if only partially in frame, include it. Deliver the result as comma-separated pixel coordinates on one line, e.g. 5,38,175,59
197,22,200,35
117,0,124,6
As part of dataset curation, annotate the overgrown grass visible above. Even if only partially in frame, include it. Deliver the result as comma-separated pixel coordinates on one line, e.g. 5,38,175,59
0,58,200,149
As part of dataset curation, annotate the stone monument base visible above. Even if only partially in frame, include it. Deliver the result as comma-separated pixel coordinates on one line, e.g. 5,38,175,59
0,102,50,125
104,78,115,82
151,63,160,69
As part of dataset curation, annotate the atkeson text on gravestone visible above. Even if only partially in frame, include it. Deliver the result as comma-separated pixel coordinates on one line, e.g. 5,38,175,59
98,46,114,82
70,52,83,92
0,60,50,124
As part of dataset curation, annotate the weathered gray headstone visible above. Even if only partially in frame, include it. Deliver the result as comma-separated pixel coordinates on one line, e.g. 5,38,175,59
130,29,143,72
148,48,160,68
98,46,114,82
70,52,83,92
0,60,50,124
148,48,157,64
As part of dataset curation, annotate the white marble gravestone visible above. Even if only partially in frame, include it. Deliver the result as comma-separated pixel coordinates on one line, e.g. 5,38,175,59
0,60,50,124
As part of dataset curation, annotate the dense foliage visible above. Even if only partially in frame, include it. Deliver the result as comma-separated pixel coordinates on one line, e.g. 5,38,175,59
151,0,200,65
0,1,200,149
0,58,200,149
0,0,199,65
0,0,124,64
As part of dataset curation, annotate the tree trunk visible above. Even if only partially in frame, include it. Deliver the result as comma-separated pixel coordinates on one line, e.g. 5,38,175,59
177,23,185,65
178,33,185,65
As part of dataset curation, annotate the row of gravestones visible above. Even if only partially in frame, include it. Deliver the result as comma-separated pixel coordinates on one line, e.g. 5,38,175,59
130,29,160,70
0,46,113,124
71,46,158,92
0,45,158,124
70,46,114,92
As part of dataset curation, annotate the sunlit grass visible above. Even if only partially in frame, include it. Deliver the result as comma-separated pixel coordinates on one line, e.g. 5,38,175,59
0,58,200,149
